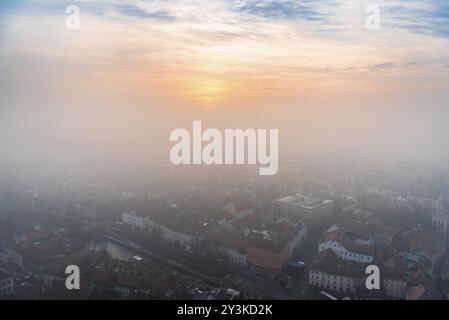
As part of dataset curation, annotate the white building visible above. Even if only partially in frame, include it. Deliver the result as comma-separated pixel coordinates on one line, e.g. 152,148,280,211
0,271,14,296
319,231,374,264
211,228,248,268
146,211,198,249
272,194,333,220
219,246,247,268
309,250,363,294
157,224,196,247
121,211,147,229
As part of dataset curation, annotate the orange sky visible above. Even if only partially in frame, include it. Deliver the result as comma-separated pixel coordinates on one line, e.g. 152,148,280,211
1,0,449,110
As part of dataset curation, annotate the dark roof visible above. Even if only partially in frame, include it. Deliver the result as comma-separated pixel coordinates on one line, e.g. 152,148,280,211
310,250,365,278
321,230,374,256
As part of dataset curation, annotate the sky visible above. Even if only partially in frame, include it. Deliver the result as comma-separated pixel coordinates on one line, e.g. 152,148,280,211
1,0,449,169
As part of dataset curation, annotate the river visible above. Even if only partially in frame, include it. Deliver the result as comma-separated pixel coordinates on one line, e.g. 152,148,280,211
92,240,137,261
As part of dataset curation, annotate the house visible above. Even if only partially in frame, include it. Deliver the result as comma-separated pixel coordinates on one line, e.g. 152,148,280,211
392,229,445,275
408,191,443,211
382,259,407,299
222,201,254,219
0,270,14,297
319,230,374,264
325,221,374,246
309,250,365,294
10,236,83,274
272,194,334,220
246,230,295,274
114,274,143,297
372,223,396,253
147,210,198,248
209,229,247,268
432,212,449,236
121,211,147,229
43,248,105,289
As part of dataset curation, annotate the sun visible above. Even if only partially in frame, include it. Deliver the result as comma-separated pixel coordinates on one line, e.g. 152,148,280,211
188,77,232,108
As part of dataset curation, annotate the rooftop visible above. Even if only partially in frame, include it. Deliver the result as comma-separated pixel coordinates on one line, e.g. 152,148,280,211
321,230,375,256
275,194,333,210
311,250,365,278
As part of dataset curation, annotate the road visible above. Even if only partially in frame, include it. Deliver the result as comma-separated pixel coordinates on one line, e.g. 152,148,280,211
18,208,309,299
102,230,300,300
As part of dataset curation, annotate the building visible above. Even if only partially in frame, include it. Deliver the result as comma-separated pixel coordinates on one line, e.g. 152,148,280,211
392,230,445,275
319,230,374,264
272,194,333,220
147,210,198,248
326,219,396,254
432,212,449,236
121,211,147,229
383,277,406,300
381,259,407,299
221,201,254,220
325,222,373,246
209,229,247,268
309,250,364,294
408,190,443,211
0,270,14,296
246,230,295,274
372,224,396,253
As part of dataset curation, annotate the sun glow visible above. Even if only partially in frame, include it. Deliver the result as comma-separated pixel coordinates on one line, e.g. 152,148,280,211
188,76,232,108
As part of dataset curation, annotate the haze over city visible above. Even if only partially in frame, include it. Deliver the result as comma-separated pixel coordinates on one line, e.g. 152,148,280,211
1,0,449,173
1,0,449,303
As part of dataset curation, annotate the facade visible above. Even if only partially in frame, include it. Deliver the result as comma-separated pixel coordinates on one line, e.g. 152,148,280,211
383,277,407,299
120,209,199,249
0,271,14,296
309,250,364,294
208,228,248,268
432,212,449,236
319,231,374,264
246,230,294,274
157,224,196,248
145,210,200,249
373,227,395,253
218,246,247,268
121,211,147,229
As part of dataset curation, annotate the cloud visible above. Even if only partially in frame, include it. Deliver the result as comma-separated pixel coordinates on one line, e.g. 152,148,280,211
370,62,396,71
1,0,449,106
233,0,330,21
382,0,449,37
